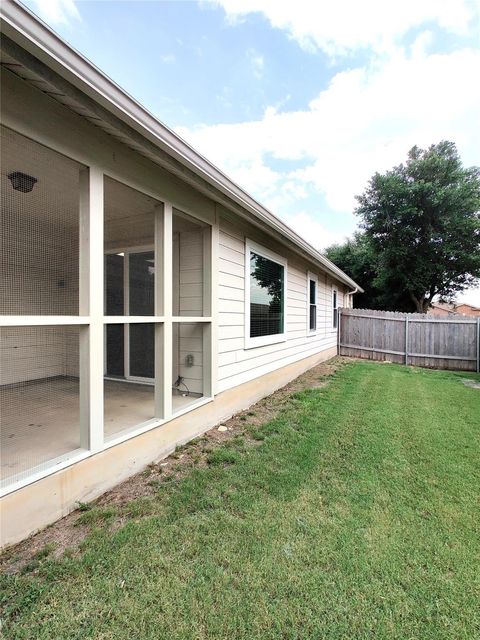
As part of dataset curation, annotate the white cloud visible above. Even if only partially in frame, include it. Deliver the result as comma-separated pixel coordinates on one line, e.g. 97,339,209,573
208,0,478,56
31,0,80,26
456,286,480,307
282,212,351,252
160,53,176,64
177,47,480,217
246,48,265,78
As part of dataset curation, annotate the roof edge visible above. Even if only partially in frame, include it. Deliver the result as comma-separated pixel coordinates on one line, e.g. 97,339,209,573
1,0,363,292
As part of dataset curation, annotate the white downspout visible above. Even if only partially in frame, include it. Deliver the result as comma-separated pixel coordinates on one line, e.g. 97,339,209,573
346,287,358,308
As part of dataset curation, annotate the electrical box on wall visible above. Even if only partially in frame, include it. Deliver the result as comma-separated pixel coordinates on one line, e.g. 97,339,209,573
185,354,194,367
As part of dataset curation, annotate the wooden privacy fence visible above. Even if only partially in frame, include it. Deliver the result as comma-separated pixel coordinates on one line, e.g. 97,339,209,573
338,308,480,372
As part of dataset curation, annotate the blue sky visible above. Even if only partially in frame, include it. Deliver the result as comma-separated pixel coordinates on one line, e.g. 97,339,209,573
26,0,480,304
27,1,339,124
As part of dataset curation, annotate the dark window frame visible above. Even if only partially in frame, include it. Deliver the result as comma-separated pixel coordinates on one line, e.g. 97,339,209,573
308,272,317,333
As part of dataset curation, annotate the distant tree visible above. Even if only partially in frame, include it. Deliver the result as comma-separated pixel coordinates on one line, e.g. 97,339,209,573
353,141,480,312
325,233,414,311
325,233,374,308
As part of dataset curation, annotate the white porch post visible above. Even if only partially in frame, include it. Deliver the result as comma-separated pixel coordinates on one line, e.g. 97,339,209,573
206,210,219,396
79,166,104,452
155,202,172,419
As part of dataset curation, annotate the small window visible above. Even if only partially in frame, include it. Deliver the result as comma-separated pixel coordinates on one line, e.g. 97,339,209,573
332,288,338,328
246,241,286,348
308,272,317,333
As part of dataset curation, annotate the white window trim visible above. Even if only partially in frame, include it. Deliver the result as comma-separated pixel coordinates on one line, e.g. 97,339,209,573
332,286,338,330
245,239,287,349
307,271,318,335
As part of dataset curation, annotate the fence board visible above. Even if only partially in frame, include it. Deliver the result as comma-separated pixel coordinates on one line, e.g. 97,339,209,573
339,309,480,372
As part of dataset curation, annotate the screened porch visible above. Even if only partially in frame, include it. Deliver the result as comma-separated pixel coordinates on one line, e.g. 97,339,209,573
0,126,214,489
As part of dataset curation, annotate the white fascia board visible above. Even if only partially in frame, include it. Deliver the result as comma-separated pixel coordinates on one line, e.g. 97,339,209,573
1,0,363,293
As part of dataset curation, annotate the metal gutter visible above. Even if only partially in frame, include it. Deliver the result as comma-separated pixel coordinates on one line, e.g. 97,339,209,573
0,0,363,292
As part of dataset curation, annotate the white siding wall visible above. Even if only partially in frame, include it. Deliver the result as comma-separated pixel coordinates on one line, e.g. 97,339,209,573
172,230,204,395
65,327,79,377
0,198,79,385
0,326,78,385
178,230,203,317
217,216,346,393
0,198,80,385
177,323,203,395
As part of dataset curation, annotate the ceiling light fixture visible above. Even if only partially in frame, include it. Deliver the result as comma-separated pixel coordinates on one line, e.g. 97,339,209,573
8,171,37,193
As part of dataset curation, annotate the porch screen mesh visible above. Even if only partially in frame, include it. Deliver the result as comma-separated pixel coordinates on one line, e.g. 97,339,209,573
172,322,204,414
249,251,284,338
0,126,83,315
104,177,158,316
104,323,155,440
0,325,81,486
172,210,208,317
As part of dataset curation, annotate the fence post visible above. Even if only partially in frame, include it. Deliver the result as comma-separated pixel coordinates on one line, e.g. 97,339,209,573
405,315,409,366
476,317,480,373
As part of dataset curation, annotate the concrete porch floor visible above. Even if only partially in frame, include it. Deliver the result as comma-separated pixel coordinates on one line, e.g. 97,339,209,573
1,377,203,484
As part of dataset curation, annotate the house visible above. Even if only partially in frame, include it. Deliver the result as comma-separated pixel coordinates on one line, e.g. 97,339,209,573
428,302,457,317
428,302,480,317
0,1,362,547
454,303,480,317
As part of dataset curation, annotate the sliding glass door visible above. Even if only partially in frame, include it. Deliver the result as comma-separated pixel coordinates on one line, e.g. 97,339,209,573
105,250,155,380
105,253,124,377
128,251,154,379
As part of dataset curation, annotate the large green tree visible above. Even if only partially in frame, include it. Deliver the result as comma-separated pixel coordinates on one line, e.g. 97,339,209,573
325,233,414,311
329,141,480,313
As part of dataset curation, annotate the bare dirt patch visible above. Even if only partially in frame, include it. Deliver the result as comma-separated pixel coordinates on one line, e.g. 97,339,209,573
461,378,480,389
0,357,346,575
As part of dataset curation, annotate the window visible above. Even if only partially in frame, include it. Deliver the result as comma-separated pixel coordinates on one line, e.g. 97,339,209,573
308,273,317,333
332,288,338,328
246,241,286,348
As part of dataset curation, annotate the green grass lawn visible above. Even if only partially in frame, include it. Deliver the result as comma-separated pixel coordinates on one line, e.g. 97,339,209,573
2,361,480,639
